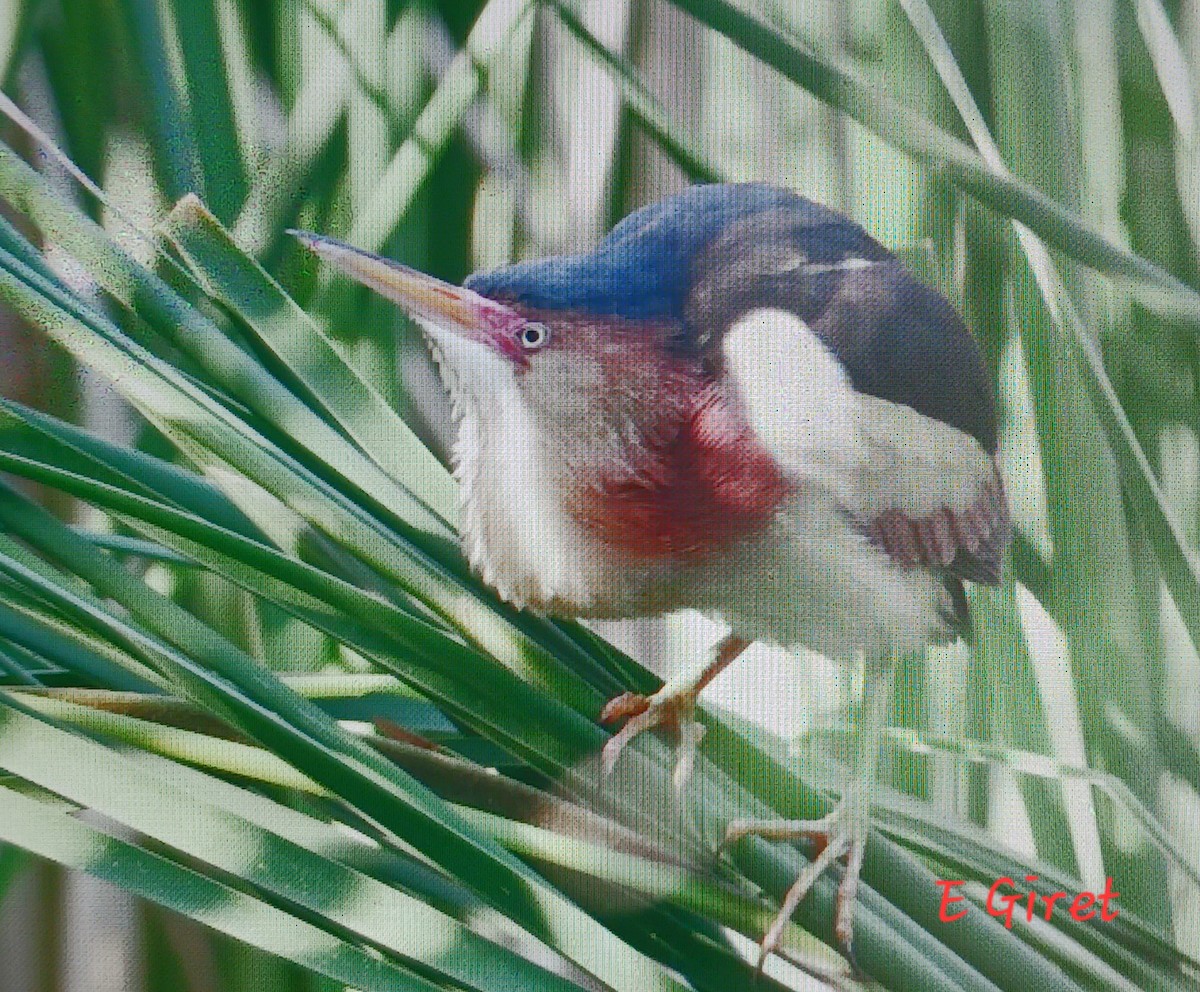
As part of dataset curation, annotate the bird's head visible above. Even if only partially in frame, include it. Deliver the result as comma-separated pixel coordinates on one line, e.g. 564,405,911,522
289,220,739,612
288,231,688,459
289,185,815,469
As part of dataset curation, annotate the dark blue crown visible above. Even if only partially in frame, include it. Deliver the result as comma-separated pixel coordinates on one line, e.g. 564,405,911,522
464,183,852,321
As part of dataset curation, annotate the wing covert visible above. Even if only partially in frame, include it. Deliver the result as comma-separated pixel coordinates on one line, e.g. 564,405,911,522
719,305,1010,585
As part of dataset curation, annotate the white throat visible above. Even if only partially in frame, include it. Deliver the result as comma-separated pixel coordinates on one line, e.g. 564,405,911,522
419,322,607,611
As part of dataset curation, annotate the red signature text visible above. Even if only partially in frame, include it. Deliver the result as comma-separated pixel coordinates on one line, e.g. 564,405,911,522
936,876,1119,927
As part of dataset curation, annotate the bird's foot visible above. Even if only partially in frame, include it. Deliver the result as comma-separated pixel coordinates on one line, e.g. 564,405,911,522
724,802,869,972
598,635,750,791
599,686,705,792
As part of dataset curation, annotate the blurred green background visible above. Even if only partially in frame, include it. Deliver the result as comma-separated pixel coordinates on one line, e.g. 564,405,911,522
0,0,1199,990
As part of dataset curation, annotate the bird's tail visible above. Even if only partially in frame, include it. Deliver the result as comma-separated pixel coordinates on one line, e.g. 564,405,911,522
939,575,975,646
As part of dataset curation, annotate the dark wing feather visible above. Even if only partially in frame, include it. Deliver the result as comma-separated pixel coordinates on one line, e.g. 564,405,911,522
686,204,1011,587
867,465,1011,587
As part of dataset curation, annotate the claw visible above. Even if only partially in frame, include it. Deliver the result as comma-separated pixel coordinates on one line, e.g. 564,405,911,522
598,691,651,724
724,805,869,970
722,811,838,852
598,687,701,790
835,837,867,958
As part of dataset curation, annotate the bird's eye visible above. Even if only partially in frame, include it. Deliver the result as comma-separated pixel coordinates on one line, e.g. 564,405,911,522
520,322,551,350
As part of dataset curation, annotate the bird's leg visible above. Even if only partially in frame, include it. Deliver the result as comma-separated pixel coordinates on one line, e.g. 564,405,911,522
724,655,898,968
600,633,750,791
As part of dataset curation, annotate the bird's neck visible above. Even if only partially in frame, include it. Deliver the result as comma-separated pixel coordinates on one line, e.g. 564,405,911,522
564,378,790,558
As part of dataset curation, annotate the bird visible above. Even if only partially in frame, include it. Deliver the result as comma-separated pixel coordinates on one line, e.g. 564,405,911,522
290,182,1012,967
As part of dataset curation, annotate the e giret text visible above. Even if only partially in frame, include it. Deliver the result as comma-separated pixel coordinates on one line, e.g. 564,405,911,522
936,876,1119,927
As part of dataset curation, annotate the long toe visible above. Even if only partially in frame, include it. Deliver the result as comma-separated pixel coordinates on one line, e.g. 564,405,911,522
834,836,868,960
722,811,840,852
600,706,658,774
598,691,651,724
724,803,876,970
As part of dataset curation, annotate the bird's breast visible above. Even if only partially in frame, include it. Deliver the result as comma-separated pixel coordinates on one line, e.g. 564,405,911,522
563,384,791,559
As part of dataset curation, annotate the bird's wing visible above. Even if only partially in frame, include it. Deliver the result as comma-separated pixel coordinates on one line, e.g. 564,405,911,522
721,305,1010,585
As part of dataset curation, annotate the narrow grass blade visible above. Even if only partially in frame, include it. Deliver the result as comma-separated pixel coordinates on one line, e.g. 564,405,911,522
0,396,262,539
970,581,1081,874
0,144,453,541
0,486,692,992
547,1,719,183
0,448,608,769
0,597,161,692
165,0,249,220
868,726,1200,894
113,0,201,200
0,198,609,706
897,0,1177,922
0,645,40,686
347,0,534,252
1133,0,1197,141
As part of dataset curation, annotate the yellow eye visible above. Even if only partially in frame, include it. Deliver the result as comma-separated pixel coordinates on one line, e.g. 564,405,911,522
520,322,551,350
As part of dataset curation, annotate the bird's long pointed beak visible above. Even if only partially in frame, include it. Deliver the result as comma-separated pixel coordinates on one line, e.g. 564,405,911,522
289,230,524,361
